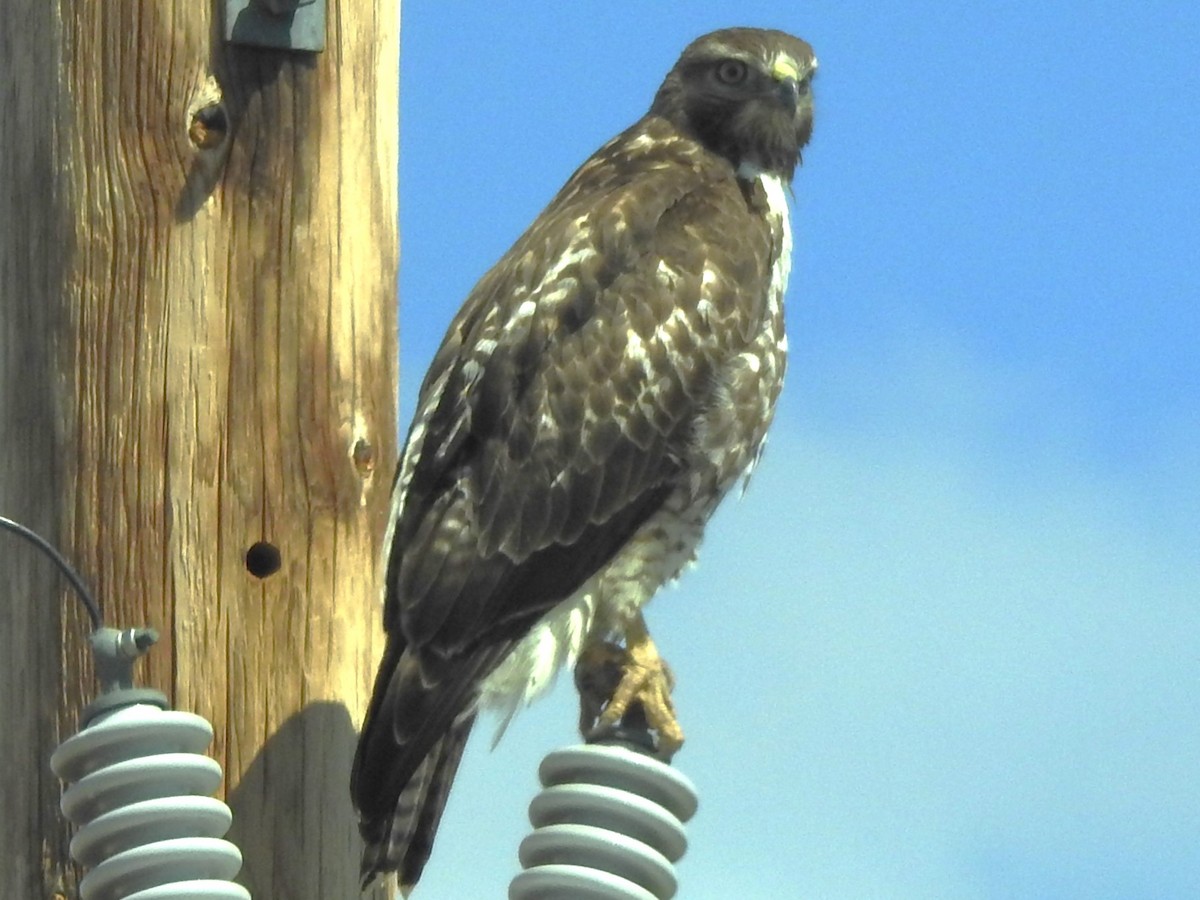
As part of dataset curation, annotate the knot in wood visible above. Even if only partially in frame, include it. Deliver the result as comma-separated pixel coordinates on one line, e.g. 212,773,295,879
188,103,228,150
352,438,376,477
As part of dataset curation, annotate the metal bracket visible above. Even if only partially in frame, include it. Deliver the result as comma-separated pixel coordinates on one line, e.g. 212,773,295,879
82,627,169,727
225,0,326,52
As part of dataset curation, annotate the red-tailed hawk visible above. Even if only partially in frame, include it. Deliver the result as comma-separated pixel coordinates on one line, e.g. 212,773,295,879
351,26,817,892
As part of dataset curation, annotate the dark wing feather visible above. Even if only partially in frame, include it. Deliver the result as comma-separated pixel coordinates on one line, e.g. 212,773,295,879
392,129,728,649
352,116,777,886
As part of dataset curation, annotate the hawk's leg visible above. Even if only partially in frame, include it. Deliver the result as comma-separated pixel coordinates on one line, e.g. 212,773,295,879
574,612,684,760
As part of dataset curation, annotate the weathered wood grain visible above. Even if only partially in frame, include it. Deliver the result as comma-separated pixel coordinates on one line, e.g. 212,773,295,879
1,3,399,896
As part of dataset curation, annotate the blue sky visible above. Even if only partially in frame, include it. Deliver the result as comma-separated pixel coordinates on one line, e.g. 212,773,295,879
395,4,1199,898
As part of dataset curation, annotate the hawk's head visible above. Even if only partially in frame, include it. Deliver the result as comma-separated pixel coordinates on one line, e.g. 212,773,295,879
651,28,817,181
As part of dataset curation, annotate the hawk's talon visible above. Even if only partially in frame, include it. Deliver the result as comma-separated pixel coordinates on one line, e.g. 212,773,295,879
575,640,626,736
574,614,685,760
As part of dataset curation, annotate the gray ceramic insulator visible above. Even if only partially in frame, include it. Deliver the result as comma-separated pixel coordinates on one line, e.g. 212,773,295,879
50,624,250,899
510,743,699,900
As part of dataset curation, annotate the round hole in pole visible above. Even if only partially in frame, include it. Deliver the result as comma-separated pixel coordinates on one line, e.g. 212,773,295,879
245,542,281,579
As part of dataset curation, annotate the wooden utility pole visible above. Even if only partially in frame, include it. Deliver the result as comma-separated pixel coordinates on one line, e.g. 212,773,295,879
0,3,399,897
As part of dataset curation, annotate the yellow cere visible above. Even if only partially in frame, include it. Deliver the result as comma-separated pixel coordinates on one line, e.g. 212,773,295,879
771,56,800,82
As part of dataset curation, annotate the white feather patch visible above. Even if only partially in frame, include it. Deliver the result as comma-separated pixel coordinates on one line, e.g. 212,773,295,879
758,173,793,303
478,498,707,742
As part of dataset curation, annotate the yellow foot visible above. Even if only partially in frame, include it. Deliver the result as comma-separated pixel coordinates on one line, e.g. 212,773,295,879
573,613,684,759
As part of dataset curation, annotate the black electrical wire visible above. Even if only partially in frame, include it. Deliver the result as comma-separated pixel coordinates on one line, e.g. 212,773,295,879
0,515,103,631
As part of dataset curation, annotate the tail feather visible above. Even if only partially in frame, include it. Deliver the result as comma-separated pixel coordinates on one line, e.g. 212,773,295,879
352,633,505,891
359,714,477,891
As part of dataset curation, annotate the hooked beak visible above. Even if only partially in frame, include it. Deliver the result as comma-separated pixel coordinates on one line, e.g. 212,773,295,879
777,76,800,112
771,57,804,113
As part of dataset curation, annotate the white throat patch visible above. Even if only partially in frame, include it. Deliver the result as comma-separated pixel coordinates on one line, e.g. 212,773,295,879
738,165,792,304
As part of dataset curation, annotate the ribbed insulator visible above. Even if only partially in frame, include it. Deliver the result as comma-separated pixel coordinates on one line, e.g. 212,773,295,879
51,702,250,900
510,743,699,900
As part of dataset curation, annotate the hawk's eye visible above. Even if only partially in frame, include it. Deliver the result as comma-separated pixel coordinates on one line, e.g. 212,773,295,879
714,59,749,85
